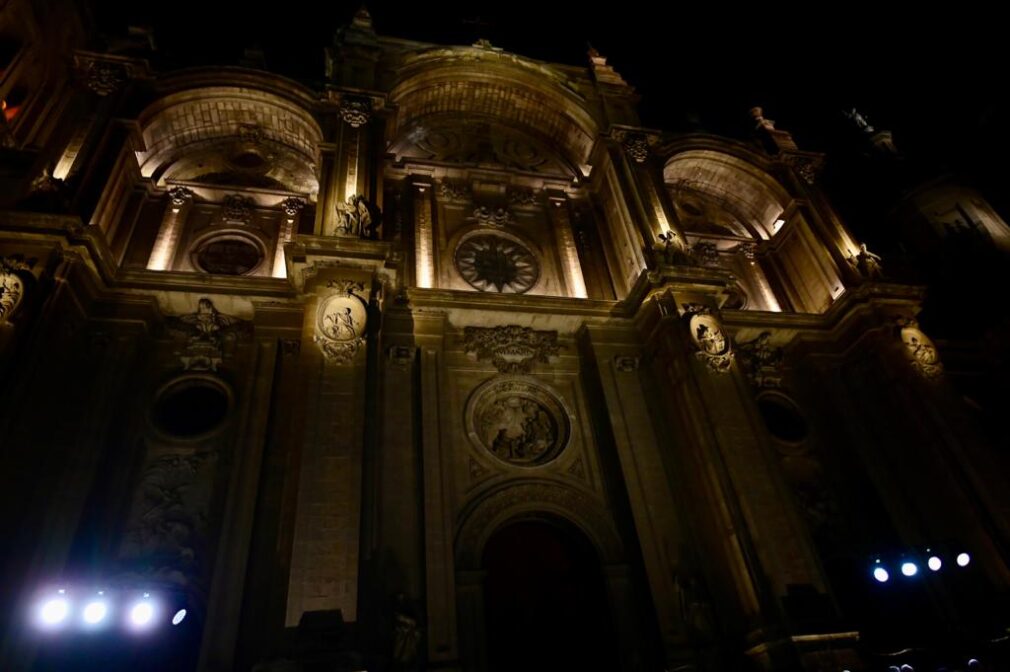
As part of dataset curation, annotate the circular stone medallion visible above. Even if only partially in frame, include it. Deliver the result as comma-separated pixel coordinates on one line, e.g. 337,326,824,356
455,233,539,294
317,294,367,342
466,378,571,467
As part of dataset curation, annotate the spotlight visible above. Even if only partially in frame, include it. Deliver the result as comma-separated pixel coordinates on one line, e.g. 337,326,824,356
82,600,108,625
39,595,70,626
128,594,156,631
873,566,889,583
957,552,971,567
901,561,919,577
927,555,942,571
171,608,187,626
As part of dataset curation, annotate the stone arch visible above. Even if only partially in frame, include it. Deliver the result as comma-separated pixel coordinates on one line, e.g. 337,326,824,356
662,143,792,240
454,479,624,571
388,48,600,176
135,84,323,195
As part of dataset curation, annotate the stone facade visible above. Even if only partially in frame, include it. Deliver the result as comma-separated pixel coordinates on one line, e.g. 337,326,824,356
1,4,1010,672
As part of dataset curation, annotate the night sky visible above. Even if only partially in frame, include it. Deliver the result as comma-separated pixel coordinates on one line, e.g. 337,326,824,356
89,1,1008,220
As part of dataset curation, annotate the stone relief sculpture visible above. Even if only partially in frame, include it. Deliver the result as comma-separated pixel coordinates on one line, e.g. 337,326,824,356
119,449,218,588
466,378,571,467
166,297,251,371
897,319,943,379
334,195,381,239
690,241,721,267
462,325,562,374
683,304,734,374
222,194,254,223
314,280,368,364
470,205,512,228
0,254,35,324
736,331,785,388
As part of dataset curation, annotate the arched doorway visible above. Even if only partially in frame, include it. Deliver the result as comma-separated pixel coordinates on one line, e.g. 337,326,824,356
481,518,619,672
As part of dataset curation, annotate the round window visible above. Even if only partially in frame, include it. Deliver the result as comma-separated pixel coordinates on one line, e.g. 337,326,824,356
193,235,263,275
152,377,231,439
757,394,808,444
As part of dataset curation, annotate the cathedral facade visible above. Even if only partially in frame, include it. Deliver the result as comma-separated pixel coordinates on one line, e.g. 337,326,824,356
2,4,1009,671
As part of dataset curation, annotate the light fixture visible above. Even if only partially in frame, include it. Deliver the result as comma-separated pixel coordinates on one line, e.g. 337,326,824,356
39,593,70,626
873,566,889,583
927,555,942,571
957,552,971,567
901,561,918,577
171,608,187,626
128,593,156,631
82,599,109,625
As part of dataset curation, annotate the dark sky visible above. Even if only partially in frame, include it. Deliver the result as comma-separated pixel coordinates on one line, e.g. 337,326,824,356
89,1,1009,217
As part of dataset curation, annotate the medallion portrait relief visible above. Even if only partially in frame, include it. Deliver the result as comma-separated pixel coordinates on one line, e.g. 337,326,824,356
466,378,571,467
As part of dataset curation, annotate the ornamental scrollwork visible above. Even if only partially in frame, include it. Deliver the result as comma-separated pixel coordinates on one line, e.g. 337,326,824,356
166,298,252,371
462,325,563,374
735,331,784,388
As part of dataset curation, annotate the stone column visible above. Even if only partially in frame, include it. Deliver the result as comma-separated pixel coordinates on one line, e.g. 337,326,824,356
415,314,459,668
579,324,695,668
147,186,193,270
412,180,435,288
546,191,588,298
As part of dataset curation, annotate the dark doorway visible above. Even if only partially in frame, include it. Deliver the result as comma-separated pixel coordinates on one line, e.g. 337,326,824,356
482,519,619,672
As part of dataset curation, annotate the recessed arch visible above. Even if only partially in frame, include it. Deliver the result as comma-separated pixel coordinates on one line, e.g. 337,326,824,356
455,480,624,571
135,85,323,196
663,145,792,239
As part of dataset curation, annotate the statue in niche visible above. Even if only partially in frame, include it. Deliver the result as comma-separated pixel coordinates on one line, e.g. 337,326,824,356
335,194,380,239
848,243,883,279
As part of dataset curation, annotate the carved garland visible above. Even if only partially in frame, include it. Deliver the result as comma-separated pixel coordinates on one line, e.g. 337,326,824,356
462,325,562,374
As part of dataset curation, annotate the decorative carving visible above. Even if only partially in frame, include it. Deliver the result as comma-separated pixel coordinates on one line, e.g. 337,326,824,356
683,304,734,374
279,196,305,219
455,234,539,293
314,280,368,364
119,450,219,587
847,243,884,279
468,457,488,481
334,195,381,239
508,187,539,207
896,319,943,380
623,134,650,163
470,205,512,228
436,179,471,202
237,123,264,144
690,241,721,267
83,59,127,96
387,344,414,369
462,325,562,374
166,298,251,371
736,331,784,388
466,378,571,467
339,99,371,128
613,355,639,372
736,242,758,261
0,254,35,323
280,339,301,357
168,186,193,212
782,153,823,185
222,194,255,223
567,457,586,480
